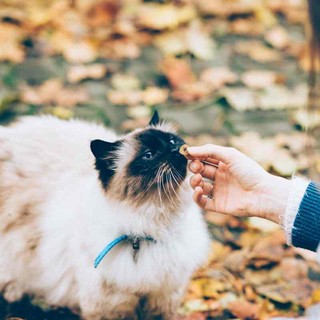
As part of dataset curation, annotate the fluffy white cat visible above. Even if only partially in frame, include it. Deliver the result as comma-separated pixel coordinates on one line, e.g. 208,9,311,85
0,112,210,319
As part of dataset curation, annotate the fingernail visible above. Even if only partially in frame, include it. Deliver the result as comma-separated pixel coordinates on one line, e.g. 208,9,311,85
190,162,197,171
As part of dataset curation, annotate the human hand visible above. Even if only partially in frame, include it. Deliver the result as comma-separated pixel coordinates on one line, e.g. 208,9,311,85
188,145,290,224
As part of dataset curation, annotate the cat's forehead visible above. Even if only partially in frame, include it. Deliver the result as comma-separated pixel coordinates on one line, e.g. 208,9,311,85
135,128,177,145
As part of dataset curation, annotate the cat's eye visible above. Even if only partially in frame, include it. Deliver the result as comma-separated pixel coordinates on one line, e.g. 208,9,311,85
169,138,176,144
142,150,154,160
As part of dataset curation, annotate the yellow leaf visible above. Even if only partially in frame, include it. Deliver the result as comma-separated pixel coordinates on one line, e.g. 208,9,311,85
111,74,141,91
137,4,196,30
254,6,277,27
50,106,74,120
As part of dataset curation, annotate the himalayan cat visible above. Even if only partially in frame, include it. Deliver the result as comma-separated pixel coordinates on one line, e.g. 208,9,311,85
0,111,210,319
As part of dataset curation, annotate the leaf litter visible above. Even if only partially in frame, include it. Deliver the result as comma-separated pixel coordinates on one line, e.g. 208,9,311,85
0,0,319,319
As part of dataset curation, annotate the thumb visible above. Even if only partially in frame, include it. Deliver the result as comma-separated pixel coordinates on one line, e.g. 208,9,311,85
187,145,238,164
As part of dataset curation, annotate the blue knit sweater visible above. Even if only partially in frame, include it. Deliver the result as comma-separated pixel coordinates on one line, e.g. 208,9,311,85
291,181,320,252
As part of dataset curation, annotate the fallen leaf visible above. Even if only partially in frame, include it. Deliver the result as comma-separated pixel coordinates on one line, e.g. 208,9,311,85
254,5,277,27
258,84,307,110
265,26,290,49
110,74,141,90
229,300,261,319
107,90,142,106
160,57,195,89
223,249,249,274
20,79,89,107
142,87,169,105
107,86,168,106
171,82,211,102
126,105,151,119
63,39,97,64
155,21,216,60
181,299,209,313
200,67,238,90
49,106,74,120
292,109,320,129
279,258,308,281
137,3,196,30
67,64,107,83
241,70,282,89
257,280,315,305
271,149,298,176
235,41,281,62
228,18,264,36
185,21,216,60
248,217,280,232
195,0,258,17
0,23,25,63
177,313,206,320
223,87,258,111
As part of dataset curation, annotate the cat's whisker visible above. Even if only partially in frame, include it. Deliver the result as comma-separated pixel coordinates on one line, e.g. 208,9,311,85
168,169,182,208
170,169,183,201
165,168,180,211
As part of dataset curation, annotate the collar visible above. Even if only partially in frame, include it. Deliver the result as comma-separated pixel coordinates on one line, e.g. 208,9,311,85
94,234,156,268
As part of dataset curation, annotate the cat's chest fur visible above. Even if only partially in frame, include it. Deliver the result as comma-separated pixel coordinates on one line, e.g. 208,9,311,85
0,116,210,319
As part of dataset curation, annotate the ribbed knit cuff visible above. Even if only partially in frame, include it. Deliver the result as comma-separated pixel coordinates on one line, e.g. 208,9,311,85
292,182,320,252
283,177,310,245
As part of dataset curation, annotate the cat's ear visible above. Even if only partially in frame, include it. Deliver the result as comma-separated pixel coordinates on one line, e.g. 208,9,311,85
90,139,120,159
149,110,160,126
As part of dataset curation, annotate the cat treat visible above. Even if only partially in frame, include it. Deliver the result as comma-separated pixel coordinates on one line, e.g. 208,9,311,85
179,144,189,156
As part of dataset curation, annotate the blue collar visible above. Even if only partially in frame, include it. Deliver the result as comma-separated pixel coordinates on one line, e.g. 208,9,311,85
94,234,156,268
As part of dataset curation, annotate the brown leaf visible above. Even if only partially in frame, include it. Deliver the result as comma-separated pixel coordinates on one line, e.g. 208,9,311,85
171,82,211,102
234,41,281,62
257,280,315,305
195,0,258,17
228,19,264,36
223,249,249,274
228,300,261,319
177,313,206,320
0,23,25,63
279,258,308,281
20,79,88,107
160,57,195,89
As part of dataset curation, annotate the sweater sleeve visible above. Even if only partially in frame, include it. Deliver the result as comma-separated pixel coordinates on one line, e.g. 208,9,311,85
283,177,320,252
291,181,320,251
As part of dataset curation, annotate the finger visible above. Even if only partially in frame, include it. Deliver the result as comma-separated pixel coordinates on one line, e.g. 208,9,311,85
189,160,218,180
187,145,238,164
189,174,203,190
189,174,214,195
193,186,216,211
193,186,207,209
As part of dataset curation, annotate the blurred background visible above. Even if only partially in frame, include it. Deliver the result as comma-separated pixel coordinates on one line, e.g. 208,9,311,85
1,0,320,319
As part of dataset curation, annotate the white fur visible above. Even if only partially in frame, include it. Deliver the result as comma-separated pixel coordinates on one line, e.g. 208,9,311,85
0,116,210,319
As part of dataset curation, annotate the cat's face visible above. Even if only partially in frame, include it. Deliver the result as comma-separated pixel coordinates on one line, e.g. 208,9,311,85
91,112,188,207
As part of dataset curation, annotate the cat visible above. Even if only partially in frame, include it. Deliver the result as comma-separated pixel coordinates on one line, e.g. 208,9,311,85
0,111,210,320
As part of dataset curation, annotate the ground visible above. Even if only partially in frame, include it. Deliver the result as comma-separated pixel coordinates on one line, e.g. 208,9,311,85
0,0,320,319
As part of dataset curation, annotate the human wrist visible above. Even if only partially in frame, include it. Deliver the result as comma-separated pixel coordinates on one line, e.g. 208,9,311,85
255,174,291,224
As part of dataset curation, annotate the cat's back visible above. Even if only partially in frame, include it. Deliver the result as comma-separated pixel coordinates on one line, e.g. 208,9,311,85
0,116,117,176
